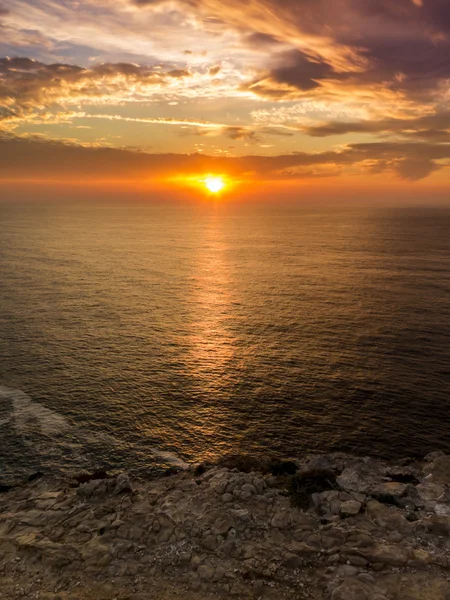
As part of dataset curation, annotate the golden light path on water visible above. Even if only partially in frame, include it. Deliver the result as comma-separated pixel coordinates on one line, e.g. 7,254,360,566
183,210,239,456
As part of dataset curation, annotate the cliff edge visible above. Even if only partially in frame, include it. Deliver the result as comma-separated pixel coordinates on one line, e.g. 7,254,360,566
0,451,449,599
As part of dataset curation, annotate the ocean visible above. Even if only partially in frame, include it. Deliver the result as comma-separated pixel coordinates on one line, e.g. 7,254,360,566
0,200,449,479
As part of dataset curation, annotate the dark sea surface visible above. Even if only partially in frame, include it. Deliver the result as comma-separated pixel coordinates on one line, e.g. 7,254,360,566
0,201,449,479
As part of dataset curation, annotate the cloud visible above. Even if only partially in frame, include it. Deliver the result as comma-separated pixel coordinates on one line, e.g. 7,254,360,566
130,0,450,103
0,57,215,125
242,49,336,99
300,111,450,142
208,65,221,76
0,132,448,182
221,126,260,141
394,157,440,181
244,31,282,49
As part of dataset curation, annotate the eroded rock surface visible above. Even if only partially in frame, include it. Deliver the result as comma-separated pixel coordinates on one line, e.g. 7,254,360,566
0,452,449,599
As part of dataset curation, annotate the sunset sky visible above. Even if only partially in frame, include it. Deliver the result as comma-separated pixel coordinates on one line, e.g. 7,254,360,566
2,0,450,195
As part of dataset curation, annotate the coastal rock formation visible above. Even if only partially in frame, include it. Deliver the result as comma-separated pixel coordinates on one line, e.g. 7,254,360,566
0,452,449,599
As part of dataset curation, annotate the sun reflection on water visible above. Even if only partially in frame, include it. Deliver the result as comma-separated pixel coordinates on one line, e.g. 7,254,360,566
184,211,239,447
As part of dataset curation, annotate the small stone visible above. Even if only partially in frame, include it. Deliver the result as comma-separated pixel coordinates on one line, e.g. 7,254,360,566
346,532,374,548
330,500,342,515
201,534,218,551
213,566,226,581
179,552,191,563
221,493,233,503
372,482,408,502
423,454,450,485
351,492,366,504
357,573,375,584
408,548,431,569
113,473,133,496
212,516,233,536
306,533,322,549
198,564,215,581
337,564,359,577
331,579,371,600
339,491,352,502
362,544,408,567
157,527,173,543
221,540,235,555
241,544,257,559
241,483,257,496
327,553,340,564
283,552,303,569
348,555,368,567
253,580,264,595
340,500,362,517
387,531,403,543
271,512,291,529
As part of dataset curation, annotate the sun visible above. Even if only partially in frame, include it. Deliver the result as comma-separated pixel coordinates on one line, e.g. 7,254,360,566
203,175,226,194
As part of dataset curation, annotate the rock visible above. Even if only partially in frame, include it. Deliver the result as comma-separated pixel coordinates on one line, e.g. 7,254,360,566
283,552,303,569
361,543,409,567
288,542,317,555
336,565,359,577
408,549,431,569
241,484,257,496
253,580,264,595
2,452,450,600
331,578,384,600
157,527,173,543
357,573,375,584
213,566,226,581
340,500,362,517
365,500,408,531
346,531,374,549
418,515,450,536
241,544,257,559
351,492,366,504
75,470,109,484
190,555,202,570
330,499,342,515
77,479,111,499
201,534,218,551
348,555,368,567
336,460,385,494
212,516,234,536
423,455,450,485
387,531,403,543
339,491,352,502
371,482,408,504
198,564,215,581
112,474,133,496
322,530,346,549
271,512,291,529
337,468,371,494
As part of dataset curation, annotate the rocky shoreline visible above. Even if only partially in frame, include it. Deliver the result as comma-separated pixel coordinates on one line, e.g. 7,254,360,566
0,451,449,599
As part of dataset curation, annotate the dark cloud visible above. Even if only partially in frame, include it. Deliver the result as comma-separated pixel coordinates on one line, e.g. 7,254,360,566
244,32,282,48
242,49,335,98
222,126,260,141
0,133,447,181
302,111,450,142
394,157,440,181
